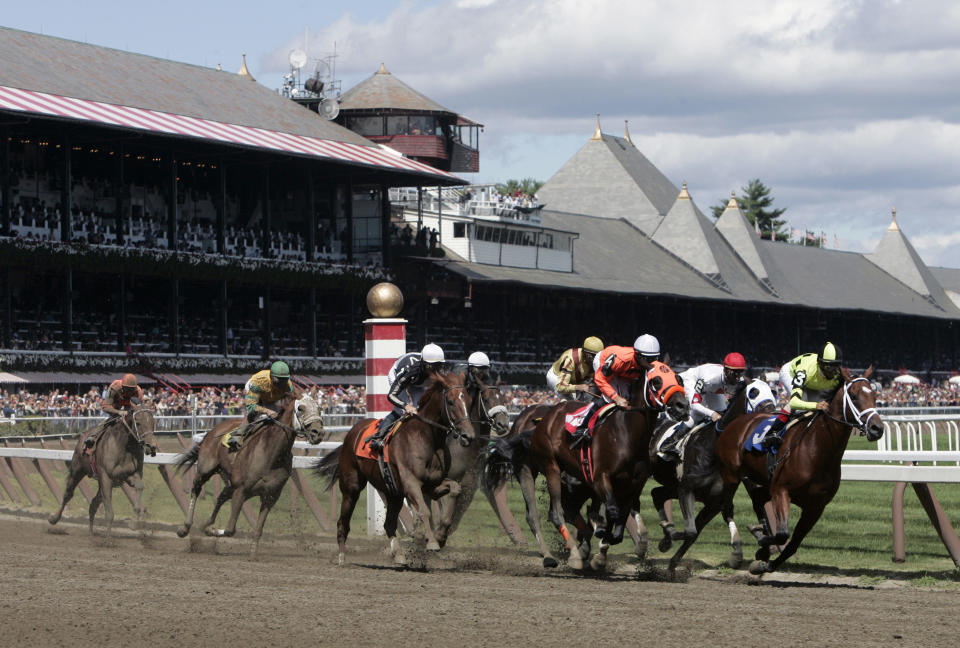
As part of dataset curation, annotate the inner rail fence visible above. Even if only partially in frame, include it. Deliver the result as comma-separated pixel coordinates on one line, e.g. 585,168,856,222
0,411,958,564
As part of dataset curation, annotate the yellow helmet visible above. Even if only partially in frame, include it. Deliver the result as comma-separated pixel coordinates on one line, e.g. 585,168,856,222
582,336,603,354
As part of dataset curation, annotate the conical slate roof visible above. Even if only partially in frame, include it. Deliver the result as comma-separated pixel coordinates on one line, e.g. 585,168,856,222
652,183,722,280
536,125,678,235
866,209,952,310
715,192,769,282
340,63,454,114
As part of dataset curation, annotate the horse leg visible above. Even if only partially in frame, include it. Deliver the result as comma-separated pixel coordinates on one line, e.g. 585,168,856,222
651,486,676,552
626,509,649,561
200,485,233,536
88,488,103,535
383,495,408,566
397,467,442,552
745,483,775,561
722,499,743,568
544,465,581,569
753,503,826,575
215,487,247,538
49,464,82,526
334,472,364,566
431,479,461,548
98,475,116,537
177,467,216,538
483,479,527,547
767,486,791,546
594,472,624,545
128,472,145,530
669,501,722,570
250,492,277,558
518,465,557,567
677,483,698,541
562,492,591,560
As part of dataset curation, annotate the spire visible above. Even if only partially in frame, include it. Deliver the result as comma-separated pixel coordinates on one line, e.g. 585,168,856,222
624,120,632,144
377,62,390,75
726,190,738,209
590,114,602,140
889,206,899,231
238,54,255,81
216,63,222,71
677,182,690,200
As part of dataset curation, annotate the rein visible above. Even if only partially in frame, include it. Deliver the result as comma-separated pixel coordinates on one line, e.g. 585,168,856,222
471,386,509,437
119,408,153,446
818,378,879,432
413,384,473,444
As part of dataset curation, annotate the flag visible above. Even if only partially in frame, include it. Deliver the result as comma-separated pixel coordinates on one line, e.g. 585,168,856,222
820,232,827,247
769,228,775,241
753,218,761,236
834,233,840,248
790,227,801,242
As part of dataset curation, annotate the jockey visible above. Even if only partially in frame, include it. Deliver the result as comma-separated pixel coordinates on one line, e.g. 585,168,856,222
466,351,491,388
546,336,604,400
570,334,660,447
658,352,747,460
368,343,445,451
229,360,294,451
762,342,843,450
85,373,143,449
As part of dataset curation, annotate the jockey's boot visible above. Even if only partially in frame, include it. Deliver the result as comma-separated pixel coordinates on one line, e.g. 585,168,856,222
658,422,689,461
570,400,599,449
368,410,400,452
762,414,789,451
228,422,249,452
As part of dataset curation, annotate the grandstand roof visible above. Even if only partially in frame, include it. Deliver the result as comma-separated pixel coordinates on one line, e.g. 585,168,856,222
651,184,722,281
340,63,463,116
715,193,771,284
535,130,677,235
0,27,458,182
930,267,960,310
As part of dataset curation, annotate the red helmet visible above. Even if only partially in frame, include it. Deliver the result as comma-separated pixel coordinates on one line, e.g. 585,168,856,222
722,352,746,370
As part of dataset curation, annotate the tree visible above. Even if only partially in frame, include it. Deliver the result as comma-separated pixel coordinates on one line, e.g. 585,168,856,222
711,179,788,241
496,177,544,197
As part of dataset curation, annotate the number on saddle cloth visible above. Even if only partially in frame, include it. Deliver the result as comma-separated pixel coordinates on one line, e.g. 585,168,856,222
744,416,779,453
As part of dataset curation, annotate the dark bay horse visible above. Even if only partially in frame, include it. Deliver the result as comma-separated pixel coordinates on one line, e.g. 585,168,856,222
314,368,474,565
527,360,689,569
433,382,511,546
173,394,325,555
648,378,776,569
716,367,883,574
49,408,159,534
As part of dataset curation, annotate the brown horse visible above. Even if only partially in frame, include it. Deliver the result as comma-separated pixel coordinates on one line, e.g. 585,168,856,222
314,368,474,566
49,408,159,534
648,378,777,569
716,367,883,574
173,394,325,554
433,382,511,546
527,360,689,569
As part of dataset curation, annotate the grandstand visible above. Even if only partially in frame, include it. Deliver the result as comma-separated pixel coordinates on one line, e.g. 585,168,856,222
1,26,959,389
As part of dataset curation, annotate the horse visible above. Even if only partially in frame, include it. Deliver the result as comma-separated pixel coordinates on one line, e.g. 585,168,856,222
173,394,325,555
648,378,777,569
526,360,689,569
314,368,475,566
716,367,883,574
432,381,511,546
49,407,159,535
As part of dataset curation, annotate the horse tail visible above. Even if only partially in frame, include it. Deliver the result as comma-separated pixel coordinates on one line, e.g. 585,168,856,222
173,443,201,475
313,446,342,492
482,429,532,493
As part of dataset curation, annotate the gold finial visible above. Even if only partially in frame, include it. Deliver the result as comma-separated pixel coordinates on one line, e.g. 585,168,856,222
590,114,602,140
624,120,632,144
366,282,404,318
238,54,255,81
678,182,690,200
216,63,222,71
726,190,738,209
377,62,389,74
889,206,899,231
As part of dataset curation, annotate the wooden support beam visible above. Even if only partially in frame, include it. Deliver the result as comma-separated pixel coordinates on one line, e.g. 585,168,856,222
5,457,42,506
157,465,191,516
32,458,63,503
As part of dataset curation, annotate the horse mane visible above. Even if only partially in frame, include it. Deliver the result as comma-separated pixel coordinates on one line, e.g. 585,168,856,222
716,380,749,429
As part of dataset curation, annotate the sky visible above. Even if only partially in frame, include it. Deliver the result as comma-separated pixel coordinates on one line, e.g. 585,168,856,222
4,0,960,267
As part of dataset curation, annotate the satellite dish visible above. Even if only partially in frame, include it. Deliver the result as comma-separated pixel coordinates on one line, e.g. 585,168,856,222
288,49,307,70
319,98,340,120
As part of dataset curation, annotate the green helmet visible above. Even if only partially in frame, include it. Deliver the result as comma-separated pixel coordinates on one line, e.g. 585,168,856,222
270,360,291,379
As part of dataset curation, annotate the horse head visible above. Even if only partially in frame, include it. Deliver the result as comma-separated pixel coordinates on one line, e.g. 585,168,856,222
745,379,777,414
476,385,510,437
124,407,158,456
422,369,475,447
839,366,884,442
295,395,327,445
638,360,689,421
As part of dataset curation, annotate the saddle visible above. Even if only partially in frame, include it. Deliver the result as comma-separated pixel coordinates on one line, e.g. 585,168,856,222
744,411,816,455
563,402,617,442
220,417,270,449
655,419,709,462
356,418,403,495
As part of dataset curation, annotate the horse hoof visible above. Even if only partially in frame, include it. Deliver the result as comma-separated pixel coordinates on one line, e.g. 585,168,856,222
567,553,584,570
394,553,408,566
658,536,673,552
589,554,607,570
635,543,648,561
727,552,743,569
176,526,190,538
48,515,58,525
670,529,685,541
426,541,441,552
578,542,591,560
543,556,559,568
748,560,769,575
338,552,345,567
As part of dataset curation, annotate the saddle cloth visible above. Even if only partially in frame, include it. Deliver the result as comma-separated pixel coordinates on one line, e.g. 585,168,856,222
355,418,402,462
744,412,814,454
655,420,707,459
563,403,617,439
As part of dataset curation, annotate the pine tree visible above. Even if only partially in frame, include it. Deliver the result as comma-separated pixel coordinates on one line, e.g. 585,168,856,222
711,179,788,241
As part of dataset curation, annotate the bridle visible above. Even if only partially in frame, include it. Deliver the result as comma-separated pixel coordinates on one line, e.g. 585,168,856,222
821,377,880,432
118,408,154,447
293,396,325,441
414,384,474,445
472,386,509,437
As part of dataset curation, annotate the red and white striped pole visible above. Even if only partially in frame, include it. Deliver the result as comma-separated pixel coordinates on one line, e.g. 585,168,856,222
363,282,407,535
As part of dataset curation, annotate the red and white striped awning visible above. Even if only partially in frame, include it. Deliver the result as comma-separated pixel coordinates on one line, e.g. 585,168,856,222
0,83,458,180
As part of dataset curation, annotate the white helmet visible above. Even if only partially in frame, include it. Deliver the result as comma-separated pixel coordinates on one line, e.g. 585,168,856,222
420,343,445,364
633,334,660,357
468,351,490,367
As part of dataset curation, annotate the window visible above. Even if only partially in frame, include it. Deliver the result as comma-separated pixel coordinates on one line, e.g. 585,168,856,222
386,116,409,135
453,222,466,238
348,116,383,136
409,116,434,136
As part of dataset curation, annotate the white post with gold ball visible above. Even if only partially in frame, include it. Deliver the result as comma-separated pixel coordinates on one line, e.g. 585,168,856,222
364,282,406,535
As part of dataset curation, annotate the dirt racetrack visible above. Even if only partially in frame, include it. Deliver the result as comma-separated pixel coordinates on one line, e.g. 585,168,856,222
1,512,957,648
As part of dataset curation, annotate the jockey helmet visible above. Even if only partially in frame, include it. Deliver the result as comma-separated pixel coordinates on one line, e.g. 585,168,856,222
421,343,445,365
633,334,660,358
582,336,603,355
270,360,291,380
722,352,747,385
121,373,138,389
818,342,842,378
468,351,490,367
